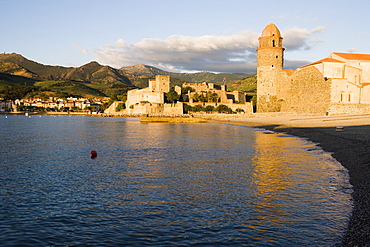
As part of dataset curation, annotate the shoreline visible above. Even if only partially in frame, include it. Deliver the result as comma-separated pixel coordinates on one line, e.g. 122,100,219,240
212,114,370,246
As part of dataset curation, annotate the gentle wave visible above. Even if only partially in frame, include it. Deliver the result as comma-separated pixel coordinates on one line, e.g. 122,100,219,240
0,116,352,246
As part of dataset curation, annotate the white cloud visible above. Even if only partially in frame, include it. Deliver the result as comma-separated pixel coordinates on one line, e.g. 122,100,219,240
311,26,325,34
72,43,89,55
95,26,325,73
283,26,325,51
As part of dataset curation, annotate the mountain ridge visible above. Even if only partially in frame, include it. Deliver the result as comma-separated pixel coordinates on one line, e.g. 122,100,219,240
0,53,132,85
0,53,252,84
0,53,256,99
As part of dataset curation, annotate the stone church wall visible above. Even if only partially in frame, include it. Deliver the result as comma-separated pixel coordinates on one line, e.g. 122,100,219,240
280,66,331,114
328,103,370,115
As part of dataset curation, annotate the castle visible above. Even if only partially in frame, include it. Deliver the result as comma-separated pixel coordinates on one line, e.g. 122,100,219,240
257,23,370,115
121,75,252,115
125,75,183,115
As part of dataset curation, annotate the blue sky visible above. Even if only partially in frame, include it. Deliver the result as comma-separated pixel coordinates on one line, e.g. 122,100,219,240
1,0,369,74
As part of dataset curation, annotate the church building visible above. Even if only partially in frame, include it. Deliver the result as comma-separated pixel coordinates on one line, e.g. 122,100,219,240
257,23,370,115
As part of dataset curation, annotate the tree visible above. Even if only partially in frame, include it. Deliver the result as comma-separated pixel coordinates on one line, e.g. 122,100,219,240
182,86,194,94
193,104,204,112
204,105,215,113
165,88,179,103
199,94,207,103
206,91,219,102
215,104,232,114
120,94,127,102
71,106,79,112
102,94,118,110
184,104,193,113
115,103,125,112
192,93,200,102
0,85,37,100
85,106,94,112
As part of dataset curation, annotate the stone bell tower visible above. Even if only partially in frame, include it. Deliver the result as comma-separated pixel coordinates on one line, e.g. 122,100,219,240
256,22,285,112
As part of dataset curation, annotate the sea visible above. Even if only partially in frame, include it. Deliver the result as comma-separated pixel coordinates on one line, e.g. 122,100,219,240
0,115,352,246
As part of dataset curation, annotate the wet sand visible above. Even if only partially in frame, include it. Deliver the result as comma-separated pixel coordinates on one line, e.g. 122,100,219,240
213,114,370,246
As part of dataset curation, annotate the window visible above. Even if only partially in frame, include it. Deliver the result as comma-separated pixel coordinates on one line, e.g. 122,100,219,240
348,92,353,102
272,40,275,47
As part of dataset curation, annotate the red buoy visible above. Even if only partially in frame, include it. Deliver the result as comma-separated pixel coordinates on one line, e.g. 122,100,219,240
90,150,97,157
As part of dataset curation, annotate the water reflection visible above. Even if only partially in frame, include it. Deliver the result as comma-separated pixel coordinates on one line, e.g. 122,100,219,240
0,117,352,246
251,129,352,244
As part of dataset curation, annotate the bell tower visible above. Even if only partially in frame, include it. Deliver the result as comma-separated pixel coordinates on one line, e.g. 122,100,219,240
256,22,285,112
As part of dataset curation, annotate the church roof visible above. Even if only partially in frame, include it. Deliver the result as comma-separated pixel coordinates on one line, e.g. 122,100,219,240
301,58,345,68
261,23,281,37
332,52,370,61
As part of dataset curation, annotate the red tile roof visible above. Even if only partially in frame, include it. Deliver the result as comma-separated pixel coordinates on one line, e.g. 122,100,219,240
333,52,370,61
300,58,345,68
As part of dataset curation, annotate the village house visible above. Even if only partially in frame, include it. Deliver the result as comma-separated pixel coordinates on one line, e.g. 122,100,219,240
12,97,104,112
0,98,12,112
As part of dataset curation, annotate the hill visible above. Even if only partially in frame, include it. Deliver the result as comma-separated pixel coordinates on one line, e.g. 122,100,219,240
0,53,71,79
227,76,257,92
120,64,253,86
0,53,135,98
0,53,132,85
0,53,256,99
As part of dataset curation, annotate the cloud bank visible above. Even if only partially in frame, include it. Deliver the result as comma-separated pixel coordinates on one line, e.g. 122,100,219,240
95,26,325,74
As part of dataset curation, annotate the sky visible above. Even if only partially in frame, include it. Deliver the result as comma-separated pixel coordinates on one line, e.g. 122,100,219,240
1,0,369,74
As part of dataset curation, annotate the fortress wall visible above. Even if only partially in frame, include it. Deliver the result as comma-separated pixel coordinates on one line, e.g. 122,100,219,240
126,102,183,115
187,102,253,113
126,90,164,108
363,86,370,104
328,103,370,114
163,103,184,115
228,103,253,113
281,66,331,114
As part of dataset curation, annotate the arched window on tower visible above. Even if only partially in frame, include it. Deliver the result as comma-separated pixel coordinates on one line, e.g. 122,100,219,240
272,40,275,47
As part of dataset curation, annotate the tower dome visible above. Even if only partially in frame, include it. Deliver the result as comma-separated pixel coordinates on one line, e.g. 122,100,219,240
261,22,281,37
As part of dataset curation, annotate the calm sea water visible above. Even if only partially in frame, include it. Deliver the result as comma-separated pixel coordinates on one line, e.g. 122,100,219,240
0,115,352,246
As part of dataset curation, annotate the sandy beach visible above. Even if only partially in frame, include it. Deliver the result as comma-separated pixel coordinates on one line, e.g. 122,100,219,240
213,113,370,246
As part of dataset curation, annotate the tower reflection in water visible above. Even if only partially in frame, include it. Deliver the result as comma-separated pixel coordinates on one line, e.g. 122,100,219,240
250,129,350,241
